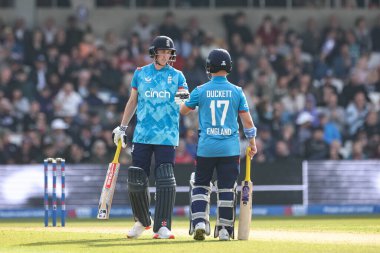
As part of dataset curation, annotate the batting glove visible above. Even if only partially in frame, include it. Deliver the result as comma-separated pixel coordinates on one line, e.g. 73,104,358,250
112,125,128,148
174,90,190,105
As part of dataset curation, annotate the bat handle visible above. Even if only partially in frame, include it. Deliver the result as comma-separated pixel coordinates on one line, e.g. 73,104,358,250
245,147,251,181
112,140,122,163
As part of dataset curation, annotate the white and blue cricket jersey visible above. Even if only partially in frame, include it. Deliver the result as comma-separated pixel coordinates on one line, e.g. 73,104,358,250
185,76,249,157
131,63,188,146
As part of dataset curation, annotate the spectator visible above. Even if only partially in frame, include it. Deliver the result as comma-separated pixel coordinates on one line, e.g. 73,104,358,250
158,12,182,44
88,139,110,163
65,15,83,52
304,126,329,160
132,14,156,43
328,140,343,160
319,112,342,144
42,17,57,46
345,91,370,136
274,140,294,161
354,16,371,53
256,15,278,46
301,17,321,56
54,82,83,117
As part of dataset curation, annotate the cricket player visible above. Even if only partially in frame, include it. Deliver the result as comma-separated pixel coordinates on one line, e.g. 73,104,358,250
180,49,257,241
112,36,189,239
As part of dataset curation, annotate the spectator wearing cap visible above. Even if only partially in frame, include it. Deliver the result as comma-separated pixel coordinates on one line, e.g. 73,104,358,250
295,111,313,155
47,118,72,157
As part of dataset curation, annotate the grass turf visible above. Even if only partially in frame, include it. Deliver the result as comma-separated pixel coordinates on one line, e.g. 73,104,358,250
0,216,379,253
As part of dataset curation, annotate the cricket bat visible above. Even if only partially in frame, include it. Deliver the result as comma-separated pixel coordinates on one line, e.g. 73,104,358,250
97,140,122,219
237,147,253,240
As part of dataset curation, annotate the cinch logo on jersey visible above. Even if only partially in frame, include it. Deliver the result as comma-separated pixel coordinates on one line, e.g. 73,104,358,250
145,88,171,98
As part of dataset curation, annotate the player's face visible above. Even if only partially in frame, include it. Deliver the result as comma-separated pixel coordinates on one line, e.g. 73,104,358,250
155,49,172,65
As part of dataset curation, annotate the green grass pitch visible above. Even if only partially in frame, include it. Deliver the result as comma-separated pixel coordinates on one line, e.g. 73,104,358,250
1,216,379,253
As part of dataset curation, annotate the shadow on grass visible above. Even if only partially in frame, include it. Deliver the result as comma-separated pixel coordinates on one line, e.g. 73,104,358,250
21,238,234,247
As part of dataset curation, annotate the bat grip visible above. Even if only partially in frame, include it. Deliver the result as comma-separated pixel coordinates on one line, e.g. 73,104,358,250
112,140,122,163
245,147,251,181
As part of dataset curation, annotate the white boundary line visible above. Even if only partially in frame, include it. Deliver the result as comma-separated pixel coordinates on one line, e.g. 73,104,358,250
148,185,304,193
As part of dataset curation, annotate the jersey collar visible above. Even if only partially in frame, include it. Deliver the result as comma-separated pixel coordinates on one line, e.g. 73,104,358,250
151,63,169,71
211,76,227,82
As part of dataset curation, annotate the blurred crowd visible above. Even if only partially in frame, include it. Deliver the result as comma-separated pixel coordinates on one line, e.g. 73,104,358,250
0,11,379,165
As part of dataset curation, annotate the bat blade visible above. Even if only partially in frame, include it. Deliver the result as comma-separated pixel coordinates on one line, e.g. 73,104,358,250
238,147,253,240
97,140,122,220
237,180,253,240
97,162,120,219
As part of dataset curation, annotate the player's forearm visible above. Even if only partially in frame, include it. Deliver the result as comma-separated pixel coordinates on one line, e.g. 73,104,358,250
180,104,192,115
120,96,137,126
240,111,255,129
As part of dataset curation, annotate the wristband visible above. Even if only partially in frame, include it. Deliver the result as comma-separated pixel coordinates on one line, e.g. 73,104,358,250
243,126,257,139
119,125,128,131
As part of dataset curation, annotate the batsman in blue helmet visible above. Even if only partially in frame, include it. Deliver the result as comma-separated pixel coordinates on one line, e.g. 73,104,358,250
180,48,257,241
112,35,189,239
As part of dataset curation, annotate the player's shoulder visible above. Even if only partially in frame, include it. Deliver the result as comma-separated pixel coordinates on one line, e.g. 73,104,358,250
227,81,244,92
167,65,184,75
133,64,152,78
195,80,212,91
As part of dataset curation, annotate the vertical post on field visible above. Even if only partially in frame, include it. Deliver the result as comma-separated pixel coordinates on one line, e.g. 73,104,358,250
52,159,57,227
43,159,49,227
59,158,66,227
